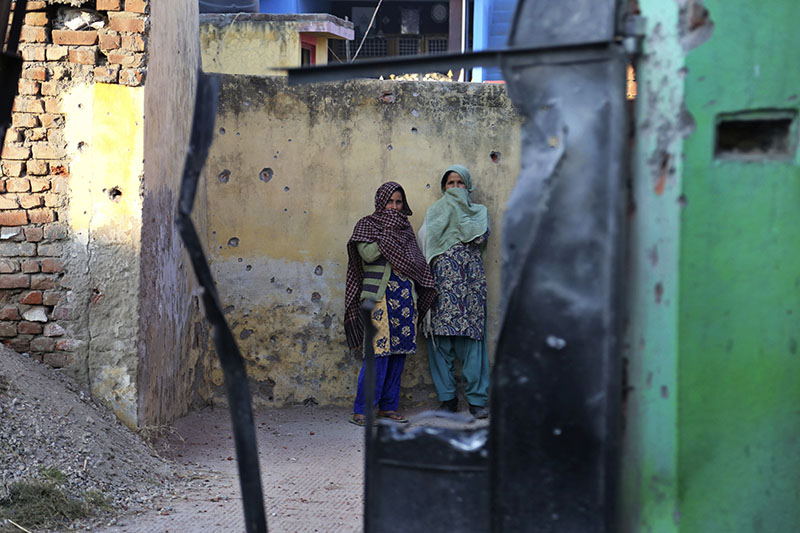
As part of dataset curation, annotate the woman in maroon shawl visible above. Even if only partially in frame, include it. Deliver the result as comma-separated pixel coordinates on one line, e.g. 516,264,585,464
345,182,435,426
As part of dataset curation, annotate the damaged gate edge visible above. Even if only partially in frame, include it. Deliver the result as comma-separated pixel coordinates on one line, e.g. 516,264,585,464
176,70,268,533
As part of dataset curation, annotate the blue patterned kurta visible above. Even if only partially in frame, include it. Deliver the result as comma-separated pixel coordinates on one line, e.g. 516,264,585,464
372,271,417,356
429,235,487,340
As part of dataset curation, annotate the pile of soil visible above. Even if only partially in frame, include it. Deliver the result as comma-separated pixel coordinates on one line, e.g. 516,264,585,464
0,346,184,530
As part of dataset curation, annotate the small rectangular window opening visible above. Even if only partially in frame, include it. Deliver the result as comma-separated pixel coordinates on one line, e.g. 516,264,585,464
715,110,797,160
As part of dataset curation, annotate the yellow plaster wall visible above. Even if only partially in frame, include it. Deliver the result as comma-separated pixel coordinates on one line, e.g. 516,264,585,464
202,75,522,408
63,83,145,428
200,19,300,75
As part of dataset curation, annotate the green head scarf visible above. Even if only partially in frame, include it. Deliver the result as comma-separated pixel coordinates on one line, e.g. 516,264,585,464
421,165,489,263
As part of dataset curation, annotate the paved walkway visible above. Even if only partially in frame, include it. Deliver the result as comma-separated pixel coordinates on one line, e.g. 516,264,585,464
99,406,366,533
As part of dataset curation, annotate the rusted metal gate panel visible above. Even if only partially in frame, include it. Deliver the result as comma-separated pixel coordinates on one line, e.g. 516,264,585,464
491,0,628,530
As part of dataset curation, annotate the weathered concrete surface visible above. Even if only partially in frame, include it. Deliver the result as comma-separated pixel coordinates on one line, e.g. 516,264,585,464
202,76,522,408
199,14,354,75
62,84,145,429
137,0,205,427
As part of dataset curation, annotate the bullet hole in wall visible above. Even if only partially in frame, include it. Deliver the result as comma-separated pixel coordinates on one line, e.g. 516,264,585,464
387,144,393,151
286,287,293,294
223,305,235,314
411,127,418,134
238,258,243,262
103,186,122,201
246,265,252,271
218,169,230,183
314,265,323,276
426,184,430,189
219,127,226,135
381,91,395,103
284,186,290,192
259,168,274,182
240,329,253,340
288,138,292,142
228,237,239,247
77,141,87,152
270,336,277,343
677,194,688,208
490,151,501,163
270,277,275,283
311,292,321,302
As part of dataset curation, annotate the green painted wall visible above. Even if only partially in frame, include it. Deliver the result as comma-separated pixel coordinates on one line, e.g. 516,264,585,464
679,0,800,530
625,0,800,531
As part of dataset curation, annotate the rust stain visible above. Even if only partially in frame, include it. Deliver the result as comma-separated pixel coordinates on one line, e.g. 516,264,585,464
655,152,669,195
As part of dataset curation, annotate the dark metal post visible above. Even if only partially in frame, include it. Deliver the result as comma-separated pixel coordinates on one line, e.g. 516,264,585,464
176,71,268,533
360,301,377,533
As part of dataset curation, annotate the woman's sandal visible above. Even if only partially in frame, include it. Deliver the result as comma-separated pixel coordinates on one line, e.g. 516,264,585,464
349,414,367,427
376,411,409,423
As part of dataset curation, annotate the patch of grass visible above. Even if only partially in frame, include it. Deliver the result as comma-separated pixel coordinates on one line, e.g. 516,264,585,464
0,480,90,531
82,489,111,511
38,466,66,484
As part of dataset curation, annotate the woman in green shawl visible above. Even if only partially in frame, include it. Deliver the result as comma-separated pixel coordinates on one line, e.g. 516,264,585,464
418,165,491,419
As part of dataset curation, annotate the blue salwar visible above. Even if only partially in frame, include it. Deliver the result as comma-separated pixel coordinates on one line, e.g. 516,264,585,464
353,353,407,415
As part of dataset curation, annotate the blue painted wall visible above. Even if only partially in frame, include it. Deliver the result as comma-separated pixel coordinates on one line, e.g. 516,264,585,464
472,0,514,81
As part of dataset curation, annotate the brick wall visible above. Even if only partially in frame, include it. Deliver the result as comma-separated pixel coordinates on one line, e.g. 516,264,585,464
0,0,150,366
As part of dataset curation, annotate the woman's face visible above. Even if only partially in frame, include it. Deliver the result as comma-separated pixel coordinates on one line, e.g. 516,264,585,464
385,190,404,211
444,172,467,190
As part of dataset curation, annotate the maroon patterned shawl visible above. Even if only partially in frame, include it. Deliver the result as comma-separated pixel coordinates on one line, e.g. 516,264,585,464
344,182,436,350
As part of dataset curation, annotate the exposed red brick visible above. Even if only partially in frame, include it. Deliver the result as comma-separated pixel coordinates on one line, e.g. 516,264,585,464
4,128,22,143
68,47,98,65
5,337,31,351
108,13,145,33
28,208,54,224
2,161,25,177
94,65,120,84
121,33,145,52
50,164,68,177
30,178,50,192
45,45,69,62
0,274,29,289
24,12,48,26
40,81,59,96
0,322,18,337
0,306,20,320
17,79,40,95
18,321,43,335
12,97,44,114
97,0,123,10
125,0,148,13
19,290,43,305
21,260,40,273
41,293,59,308
40,258,63,273
21,1,47,9
31,142,65,160
20,25,47,43
30,274,55,290
26,161,48,177
11,113,39,128
43,97,60,114
38,114,62,129
119,68,144,87
31,336,55,352
24,227,43,243
1,144,31,160
107,51,145,68
43,352,72,367
22,66,47,81
19,195,44,209
26,128,46,142
0,211,27,226
20,45,46,62
6,179,30,193
99,31,121,51
55,338,80,352
52,29,98,46
44,224,67,241
43,323,65,337
0,182,5,194
43,193,61,208
51,306,71,320
0,196,18,210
